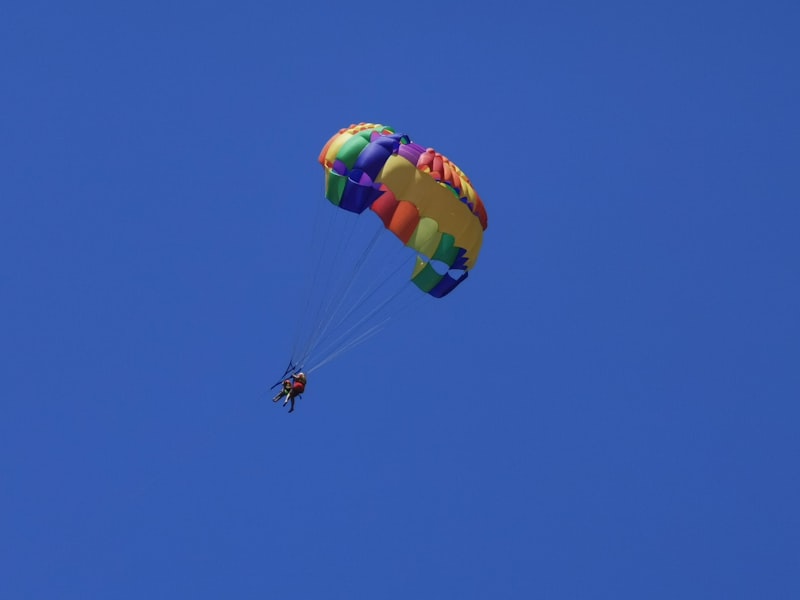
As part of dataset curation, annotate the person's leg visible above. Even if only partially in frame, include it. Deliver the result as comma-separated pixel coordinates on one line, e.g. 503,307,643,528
282,380,292,405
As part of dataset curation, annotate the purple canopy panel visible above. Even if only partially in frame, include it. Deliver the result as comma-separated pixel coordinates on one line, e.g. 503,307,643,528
397,142,425,166
354,142,394,180
339,180,383,214
429,270,469,298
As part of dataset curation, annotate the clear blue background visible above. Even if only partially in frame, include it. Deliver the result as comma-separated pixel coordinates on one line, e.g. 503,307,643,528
2,1,798,598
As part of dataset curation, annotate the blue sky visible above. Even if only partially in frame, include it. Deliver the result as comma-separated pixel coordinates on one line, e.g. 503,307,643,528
2,1,799,598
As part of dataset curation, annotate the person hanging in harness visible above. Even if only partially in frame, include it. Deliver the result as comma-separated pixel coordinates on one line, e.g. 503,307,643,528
280,372,307,413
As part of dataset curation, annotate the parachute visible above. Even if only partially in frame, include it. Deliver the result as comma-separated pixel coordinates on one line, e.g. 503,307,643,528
285,123,488,375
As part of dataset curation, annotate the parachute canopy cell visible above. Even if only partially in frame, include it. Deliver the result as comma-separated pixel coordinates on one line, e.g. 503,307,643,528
318,123,488,298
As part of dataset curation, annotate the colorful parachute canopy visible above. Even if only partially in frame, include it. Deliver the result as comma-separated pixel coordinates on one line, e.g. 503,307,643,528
319,123,488,298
